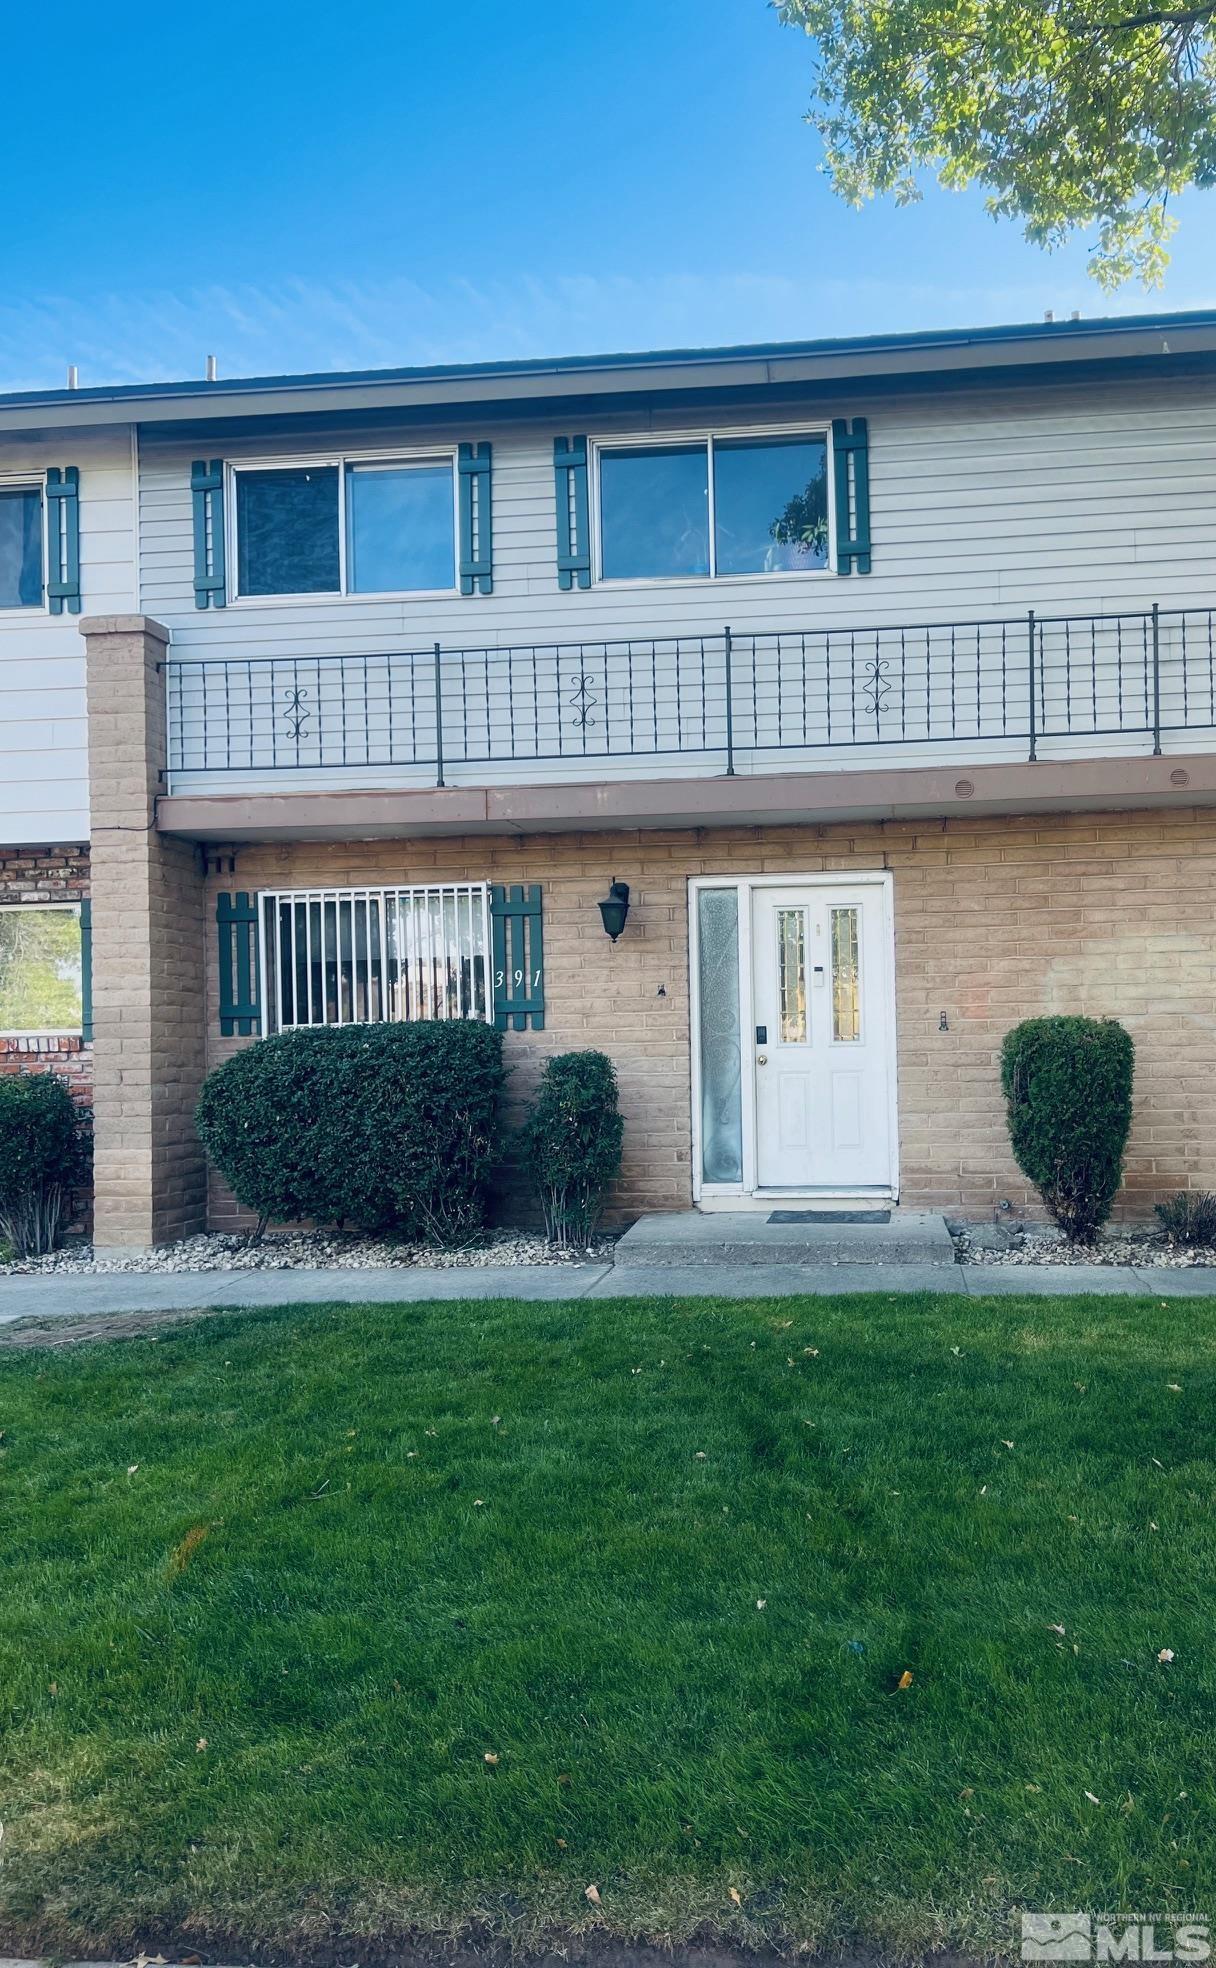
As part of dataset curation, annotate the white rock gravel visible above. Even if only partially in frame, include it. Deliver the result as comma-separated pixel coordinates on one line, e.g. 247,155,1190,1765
0,1228,613,1276
954,1225,1216,1268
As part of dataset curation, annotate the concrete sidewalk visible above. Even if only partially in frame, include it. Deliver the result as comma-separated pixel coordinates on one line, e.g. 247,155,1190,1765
0,1257,1213,1328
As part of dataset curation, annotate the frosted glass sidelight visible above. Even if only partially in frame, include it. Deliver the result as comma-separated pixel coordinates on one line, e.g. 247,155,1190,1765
697,888,742,1184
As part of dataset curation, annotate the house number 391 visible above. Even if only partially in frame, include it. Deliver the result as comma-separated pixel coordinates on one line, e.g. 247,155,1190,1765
495,968,542,990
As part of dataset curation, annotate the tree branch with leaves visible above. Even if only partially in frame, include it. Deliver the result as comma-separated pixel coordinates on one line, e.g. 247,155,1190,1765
775,1,1216,285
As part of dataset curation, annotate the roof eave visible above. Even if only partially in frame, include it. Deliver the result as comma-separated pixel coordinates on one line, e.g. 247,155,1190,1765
0,310,1211,434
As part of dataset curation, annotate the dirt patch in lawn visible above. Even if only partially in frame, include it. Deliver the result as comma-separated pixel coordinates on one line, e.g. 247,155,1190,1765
0,1305,224,1349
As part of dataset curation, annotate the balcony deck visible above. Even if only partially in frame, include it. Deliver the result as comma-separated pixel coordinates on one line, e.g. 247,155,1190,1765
157,603,1216,839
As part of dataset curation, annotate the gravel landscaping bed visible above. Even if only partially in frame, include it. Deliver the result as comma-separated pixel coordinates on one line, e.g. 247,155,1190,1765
954,1223,1216,1267
0,1228,612,1276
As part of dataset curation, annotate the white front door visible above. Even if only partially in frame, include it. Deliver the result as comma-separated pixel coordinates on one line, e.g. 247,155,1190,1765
750,883,893,1191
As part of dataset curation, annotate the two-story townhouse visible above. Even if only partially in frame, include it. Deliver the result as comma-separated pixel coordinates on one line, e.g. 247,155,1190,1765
4,308,1216,1251
0,415,136,1142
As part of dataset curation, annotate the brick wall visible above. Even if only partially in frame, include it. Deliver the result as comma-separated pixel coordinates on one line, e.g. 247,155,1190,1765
200,807,1216,1229
85,618,208,1250
0,845,91,1106
0,842,92,1230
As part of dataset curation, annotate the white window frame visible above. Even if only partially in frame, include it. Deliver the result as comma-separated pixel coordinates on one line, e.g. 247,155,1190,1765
226,447,462,606
590,423,837,589
0,900,83,1037
0,473,49,618
687,872,898,1206
257,883,494,1035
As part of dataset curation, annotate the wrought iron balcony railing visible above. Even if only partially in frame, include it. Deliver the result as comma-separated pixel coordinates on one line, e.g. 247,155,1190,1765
164,604,1216,786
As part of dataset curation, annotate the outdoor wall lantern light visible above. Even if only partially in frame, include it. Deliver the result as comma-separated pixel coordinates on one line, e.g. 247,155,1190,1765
598,880,631,942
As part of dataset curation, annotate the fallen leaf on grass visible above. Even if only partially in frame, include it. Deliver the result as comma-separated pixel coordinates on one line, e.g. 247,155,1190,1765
729,1887,742,1907
756,1599,767,1610
1085,1790,1101,1806
1167,1384,1183,1393
585,1884,602,1905
195,1739,208,1753
896,1669,914,1690
1000,1440,1015,1450
169,1524,211,1576
1158,1648,1175,1664
127,1464,140,1476
556,1837,567,1848
1047,1623,1066,1636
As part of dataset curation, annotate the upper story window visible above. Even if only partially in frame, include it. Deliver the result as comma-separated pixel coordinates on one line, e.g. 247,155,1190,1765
0,905,82,1035
0,485,44,610
231,454,458,601
596,430,830,583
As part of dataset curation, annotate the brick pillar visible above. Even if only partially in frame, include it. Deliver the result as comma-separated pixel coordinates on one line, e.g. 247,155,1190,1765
81,615,207,1250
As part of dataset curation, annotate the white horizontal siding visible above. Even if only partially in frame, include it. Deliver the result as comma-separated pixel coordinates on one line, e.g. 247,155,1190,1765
0,427,135,842
140,372,1216,792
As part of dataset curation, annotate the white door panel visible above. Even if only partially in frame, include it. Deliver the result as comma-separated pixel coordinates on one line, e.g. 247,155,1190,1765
751,884,892,1190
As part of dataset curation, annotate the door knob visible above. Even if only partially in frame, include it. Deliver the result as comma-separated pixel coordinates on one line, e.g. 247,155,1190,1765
756,1054,767,1065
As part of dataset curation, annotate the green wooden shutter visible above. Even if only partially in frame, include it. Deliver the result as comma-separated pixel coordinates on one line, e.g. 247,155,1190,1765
79,897,93,1042
191,459,227,608
46,467,81,614
458,441,493,594
490,884,544,1030
554,436,591,589
217,891,261,1035
831,418,871,574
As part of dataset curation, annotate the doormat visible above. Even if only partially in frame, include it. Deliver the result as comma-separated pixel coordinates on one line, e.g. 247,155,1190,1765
767,1210,892,1225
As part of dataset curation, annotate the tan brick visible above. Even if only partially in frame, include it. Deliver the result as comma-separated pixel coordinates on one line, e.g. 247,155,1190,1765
198,805,1216,1229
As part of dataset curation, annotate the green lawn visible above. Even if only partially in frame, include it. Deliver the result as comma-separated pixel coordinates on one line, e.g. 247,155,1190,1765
1,1289,1213,1960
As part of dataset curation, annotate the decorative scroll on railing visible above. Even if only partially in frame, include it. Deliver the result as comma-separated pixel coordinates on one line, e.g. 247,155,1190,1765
164,604,1216,784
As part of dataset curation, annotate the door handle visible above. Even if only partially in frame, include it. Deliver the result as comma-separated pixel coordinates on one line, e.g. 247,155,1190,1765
756,1054,767,1065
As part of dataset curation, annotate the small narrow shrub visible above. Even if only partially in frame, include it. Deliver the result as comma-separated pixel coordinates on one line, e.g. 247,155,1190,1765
1155,1191,1216,1247
523,1050,623,1248
196,1021,505,1244
1000,1015,1134,1243
0,1071,90,1258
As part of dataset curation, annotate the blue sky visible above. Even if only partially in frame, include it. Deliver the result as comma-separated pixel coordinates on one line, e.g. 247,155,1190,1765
4,0,1215,390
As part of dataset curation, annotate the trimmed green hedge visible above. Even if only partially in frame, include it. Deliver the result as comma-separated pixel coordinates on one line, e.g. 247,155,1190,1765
523,1050,623,1248
196,1022,505,1244
1000,1016,1134,1242
0,1071,90,1258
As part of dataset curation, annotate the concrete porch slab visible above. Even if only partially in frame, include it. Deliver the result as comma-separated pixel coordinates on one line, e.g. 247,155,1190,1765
613,1209,957,1268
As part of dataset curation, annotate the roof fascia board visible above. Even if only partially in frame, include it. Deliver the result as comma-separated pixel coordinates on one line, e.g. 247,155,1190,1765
0,317,1212,436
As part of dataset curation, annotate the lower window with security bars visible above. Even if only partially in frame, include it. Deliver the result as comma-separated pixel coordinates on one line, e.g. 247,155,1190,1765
259,884,493,1032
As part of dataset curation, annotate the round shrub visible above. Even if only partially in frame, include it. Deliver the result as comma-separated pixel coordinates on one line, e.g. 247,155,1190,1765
523,1050,623,1248
1000,1015,1134,1243
0,1070,90,1257
196,1021,505,1244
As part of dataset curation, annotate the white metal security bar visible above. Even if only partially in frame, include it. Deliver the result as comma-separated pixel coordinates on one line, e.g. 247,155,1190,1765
258,884,492,1034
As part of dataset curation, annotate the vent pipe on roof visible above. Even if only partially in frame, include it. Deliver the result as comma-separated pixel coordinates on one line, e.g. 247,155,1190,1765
1043,310,1054,322
66,364,78,389
205,354,218,382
